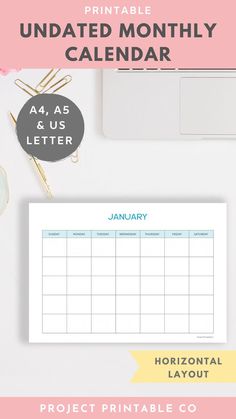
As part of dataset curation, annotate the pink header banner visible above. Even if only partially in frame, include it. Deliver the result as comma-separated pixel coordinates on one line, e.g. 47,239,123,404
0,397,236,419
0,0,236,68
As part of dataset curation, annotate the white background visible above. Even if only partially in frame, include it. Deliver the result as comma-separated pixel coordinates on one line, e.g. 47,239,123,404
0,69,235,395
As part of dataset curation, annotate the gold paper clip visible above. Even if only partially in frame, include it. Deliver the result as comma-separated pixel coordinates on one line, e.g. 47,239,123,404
15,79,38,97
35,69,61,93
71,148,79,163
43,75,72,94
9,112,53,198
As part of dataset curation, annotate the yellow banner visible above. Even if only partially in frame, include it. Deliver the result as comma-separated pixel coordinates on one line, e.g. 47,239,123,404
131,351,236,383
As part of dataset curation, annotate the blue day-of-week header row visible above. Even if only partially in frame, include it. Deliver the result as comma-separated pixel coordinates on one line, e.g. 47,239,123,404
42,230,214,239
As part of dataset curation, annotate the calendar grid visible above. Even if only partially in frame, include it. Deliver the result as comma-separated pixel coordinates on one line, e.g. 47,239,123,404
42,229,215,335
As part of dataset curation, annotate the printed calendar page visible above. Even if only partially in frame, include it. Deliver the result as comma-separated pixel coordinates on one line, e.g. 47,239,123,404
29,203,227,343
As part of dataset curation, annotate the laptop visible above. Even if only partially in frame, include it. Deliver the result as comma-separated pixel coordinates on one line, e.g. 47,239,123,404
102,69,236,139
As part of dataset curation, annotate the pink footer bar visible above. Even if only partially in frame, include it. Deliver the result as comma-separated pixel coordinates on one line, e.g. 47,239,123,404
0,397,235,419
